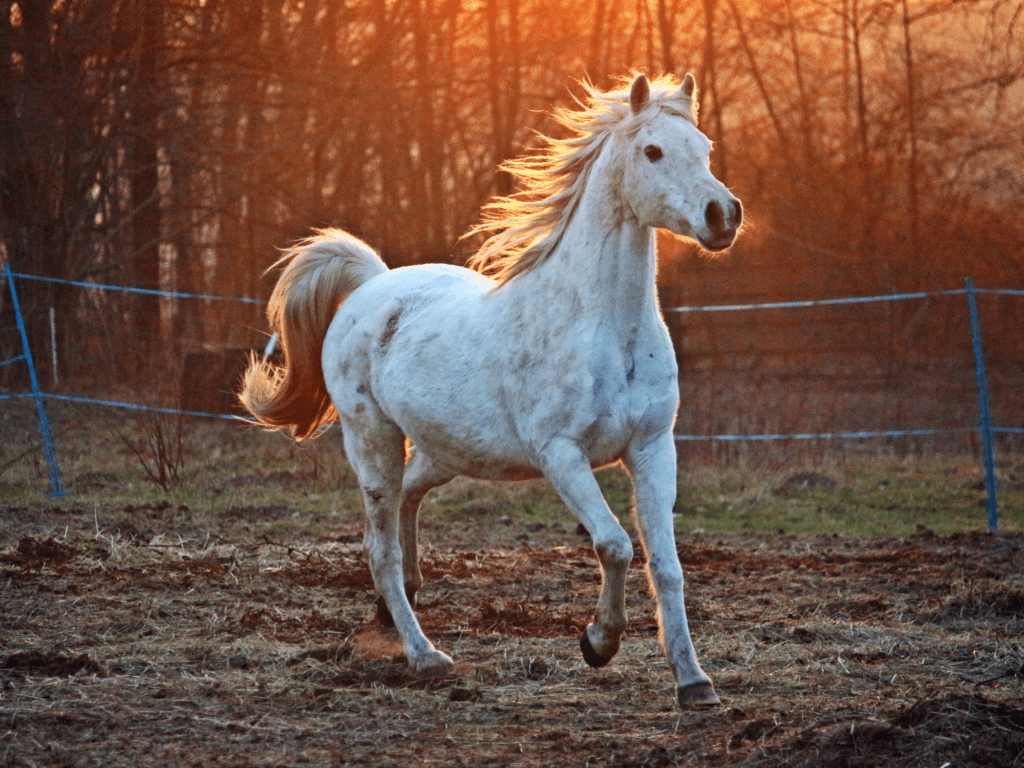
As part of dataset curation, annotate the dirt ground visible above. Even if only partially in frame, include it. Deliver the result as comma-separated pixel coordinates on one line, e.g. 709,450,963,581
3,498,1024,767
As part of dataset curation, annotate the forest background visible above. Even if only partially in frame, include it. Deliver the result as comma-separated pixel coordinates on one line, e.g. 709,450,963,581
0,0,1021,446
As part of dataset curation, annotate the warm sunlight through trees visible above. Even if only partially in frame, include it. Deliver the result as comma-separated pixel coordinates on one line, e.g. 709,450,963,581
1,0,1021,388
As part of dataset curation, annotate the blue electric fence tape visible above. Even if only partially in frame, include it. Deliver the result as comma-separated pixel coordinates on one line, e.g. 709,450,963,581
1,268,1020,524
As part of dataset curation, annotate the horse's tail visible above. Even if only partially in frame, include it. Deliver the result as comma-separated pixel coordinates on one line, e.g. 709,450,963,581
240,229,388,441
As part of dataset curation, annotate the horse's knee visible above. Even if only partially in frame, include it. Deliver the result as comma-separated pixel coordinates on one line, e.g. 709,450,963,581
362,485,399,544
594,533,633,570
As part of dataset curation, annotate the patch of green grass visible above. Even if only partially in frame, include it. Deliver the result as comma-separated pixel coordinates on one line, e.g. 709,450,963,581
4,403,1022,540
674,458,1022,537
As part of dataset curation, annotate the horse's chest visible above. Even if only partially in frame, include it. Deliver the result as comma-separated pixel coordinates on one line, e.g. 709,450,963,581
577,347,677,450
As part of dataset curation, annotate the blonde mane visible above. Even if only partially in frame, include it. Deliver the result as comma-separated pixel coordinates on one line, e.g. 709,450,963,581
466,74,698,287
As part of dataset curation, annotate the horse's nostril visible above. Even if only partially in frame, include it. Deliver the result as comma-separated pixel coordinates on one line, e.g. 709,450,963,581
705,199,725,231
729,199,743,227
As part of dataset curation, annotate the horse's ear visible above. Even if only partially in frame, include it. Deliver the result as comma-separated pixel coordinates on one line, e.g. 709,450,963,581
680,73,696,101
630,73,651,114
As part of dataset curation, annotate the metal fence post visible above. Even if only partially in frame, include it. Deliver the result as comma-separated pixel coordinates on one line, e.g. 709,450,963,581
3,263,65,497
965,277,997,531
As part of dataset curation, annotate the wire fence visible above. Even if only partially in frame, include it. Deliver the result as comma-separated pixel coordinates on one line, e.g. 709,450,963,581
2,265,1021,529
667,284,1024,441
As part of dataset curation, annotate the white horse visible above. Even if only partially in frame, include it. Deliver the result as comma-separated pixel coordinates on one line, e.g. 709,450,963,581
241,73,741,708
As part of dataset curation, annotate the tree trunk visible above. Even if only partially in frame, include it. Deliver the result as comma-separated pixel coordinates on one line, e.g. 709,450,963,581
657,0,674,73
901,0,919,241
128,1,164,372
587,0,609,81
487,0,520,198
412,0,447,259
700,0,726,183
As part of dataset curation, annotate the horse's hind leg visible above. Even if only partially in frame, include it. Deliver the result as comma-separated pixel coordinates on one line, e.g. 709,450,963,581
342,420,454,677
541,439,633,667
375,446,455,628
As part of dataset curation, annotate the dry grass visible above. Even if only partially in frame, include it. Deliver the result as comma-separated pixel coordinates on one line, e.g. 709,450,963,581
2,407,1024,765
3,501,1024,766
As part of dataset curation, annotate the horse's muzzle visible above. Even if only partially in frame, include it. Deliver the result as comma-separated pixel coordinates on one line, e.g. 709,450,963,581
701,197,742,251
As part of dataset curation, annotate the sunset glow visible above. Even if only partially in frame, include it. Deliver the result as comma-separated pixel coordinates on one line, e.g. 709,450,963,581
0,0,1020,388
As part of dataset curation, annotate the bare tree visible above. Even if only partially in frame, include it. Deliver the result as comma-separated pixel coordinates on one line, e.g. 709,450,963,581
123,0,164,367
657,0,675,73
699,0,727,180
3,0,1023,394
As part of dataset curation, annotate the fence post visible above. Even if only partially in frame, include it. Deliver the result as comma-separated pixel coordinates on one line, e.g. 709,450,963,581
965,278,997,531
3,264,65,497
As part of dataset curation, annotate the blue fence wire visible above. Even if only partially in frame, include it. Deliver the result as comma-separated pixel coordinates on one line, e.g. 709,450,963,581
0,269,262,424
1,269,1020,528
2,264,65,497
6,271,267,305
0,390,240,421
666,281,1023,530
665,287,1024,312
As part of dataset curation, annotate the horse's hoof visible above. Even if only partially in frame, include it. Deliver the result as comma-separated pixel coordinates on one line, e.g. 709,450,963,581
677,681,721,709
579,630,614,668
410,651,455,679
375,595,395,628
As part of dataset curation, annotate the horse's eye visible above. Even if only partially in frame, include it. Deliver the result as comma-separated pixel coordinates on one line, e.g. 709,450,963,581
644,145,663,162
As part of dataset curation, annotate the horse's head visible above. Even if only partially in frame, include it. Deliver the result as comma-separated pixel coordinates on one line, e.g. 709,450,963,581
621,74,742,253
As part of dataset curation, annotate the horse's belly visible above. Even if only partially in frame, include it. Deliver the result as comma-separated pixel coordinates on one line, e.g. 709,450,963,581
401,417,544,482
393,364,672,480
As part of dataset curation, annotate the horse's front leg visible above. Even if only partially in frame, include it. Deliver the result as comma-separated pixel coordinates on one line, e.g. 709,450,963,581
542,439,633,667
626,432,719,708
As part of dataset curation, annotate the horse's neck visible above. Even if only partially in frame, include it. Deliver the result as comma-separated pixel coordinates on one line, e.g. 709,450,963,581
520,160,659,342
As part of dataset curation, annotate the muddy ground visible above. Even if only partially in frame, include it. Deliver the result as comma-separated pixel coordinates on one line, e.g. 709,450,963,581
2,499,1024,767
